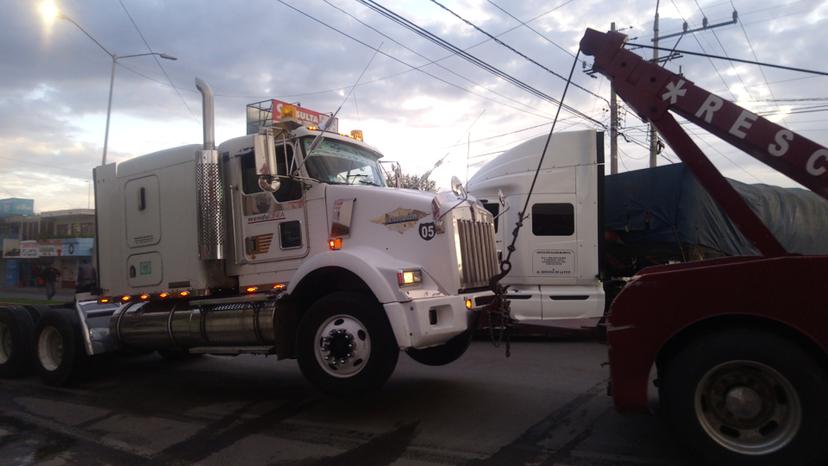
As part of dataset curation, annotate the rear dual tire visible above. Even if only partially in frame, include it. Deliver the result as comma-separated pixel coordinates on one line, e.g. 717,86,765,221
34,309,88,386
0,306,35,378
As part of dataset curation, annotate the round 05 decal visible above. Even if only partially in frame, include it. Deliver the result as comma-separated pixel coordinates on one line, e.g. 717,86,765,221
419,222,436,241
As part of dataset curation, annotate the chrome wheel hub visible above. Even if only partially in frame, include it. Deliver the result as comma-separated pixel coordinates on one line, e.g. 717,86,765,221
314,314,370,378
38,326,64,372
0,322,11,364
695,360,801,455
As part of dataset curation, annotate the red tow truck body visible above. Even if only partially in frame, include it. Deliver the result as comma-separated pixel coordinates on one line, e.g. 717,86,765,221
579,29,828,413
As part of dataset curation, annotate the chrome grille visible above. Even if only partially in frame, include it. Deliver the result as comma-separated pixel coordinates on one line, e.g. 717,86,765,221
456,218,498,290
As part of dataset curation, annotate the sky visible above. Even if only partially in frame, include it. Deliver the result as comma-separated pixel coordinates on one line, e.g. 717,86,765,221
1,0,826,211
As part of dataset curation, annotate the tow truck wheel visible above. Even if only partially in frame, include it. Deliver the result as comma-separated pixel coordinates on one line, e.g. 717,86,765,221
660,330,828,466
296,292,398,396
0,306,35,377
34,309,87,386
406,329,472,366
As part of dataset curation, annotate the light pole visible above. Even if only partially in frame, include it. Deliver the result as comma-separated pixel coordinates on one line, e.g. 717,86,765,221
39,2,177,165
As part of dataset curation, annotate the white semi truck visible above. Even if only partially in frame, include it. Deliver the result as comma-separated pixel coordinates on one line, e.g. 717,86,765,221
467,130,606,330
0,79,497,395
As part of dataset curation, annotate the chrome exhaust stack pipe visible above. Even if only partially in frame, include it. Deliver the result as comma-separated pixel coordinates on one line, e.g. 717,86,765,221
195,78,224,260
196,78,215,150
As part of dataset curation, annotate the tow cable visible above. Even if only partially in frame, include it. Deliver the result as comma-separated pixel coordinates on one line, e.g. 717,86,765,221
485,49,584,358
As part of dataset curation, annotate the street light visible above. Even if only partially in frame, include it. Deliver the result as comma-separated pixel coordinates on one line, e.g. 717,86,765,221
39,1,178,165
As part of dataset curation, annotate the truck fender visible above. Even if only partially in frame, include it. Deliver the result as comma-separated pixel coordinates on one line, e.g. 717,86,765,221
288,246,417,305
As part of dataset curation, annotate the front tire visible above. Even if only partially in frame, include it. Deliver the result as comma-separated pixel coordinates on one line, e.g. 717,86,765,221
660,330,828,466
34,309,88,386
296,292,398,396
0,306,35,377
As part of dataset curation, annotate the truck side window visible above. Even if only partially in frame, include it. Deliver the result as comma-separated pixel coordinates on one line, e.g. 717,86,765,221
240,145,301,202
532,203,574,236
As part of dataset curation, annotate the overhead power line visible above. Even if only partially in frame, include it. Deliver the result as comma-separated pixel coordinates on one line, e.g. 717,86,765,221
427,0,608,104
690,0,754,101
118,0,199,123
355,0,604,127
486,0,575,58
627,43,828,77
276,0,571,121
320,0,553,120
668,0,737,100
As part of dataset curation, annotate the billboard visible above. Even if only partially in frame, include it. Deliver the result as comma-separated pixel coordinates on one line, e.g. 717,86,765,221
2,238,93,258
61,238,94,256
272,99,339,133
0,198,34,219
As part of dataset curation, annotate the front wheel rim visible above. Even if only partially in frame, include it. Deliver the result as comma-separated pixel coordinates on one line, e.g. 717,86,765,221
694,360,801,455
313,314,371,378
0,322,11,364
38,326,64,372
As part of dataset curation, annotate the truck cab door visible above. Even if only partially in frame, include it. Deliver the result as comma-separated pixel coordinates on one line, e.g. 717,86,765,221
233,143,308,264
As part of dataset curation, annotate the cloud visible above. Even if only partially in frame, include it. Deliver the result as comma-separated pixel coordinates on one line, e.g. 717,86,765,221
0,0,825,211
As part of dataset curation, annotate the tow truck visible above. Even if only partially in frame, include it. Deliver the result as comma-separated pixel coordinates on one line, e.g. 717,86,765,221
580,28,828,465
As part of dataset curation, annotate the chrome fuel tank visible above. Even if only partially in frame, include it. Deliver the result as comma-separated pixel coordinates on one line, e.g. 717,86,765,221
113,300,278,349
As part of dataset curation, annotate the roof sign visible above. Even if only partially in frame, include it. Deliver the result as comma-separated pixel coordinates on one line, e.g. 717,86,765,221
272,99,338,133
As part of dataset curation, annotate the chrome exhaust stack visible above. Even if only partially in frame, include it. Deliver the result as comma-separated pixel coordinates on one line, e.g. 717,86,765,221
195,78,225,260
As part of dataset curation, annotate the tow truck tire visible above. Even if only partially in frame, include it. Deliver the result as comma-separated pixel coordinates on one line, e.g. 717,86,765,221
296,292,399,396
0,306,35,378
406,329,472,366
34,309,88,386
660,330,828,466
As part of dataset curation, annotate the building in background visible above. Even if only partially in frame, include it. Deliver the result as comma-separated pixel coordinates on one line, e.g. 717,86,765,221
0,206,95,290
0,198,34,219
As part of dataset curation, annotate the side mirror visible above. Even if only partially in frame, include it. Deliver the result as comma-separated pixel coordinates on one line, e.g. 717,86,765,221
258,176,281,193
494,189,510,220
254,134,281,192
450,176,467,199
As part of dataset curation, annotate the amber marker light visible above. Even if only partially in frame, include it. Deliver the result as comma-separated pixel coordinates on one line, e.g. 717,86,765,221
273,283,287,291
98,297,111,304
178,290,190,297
121,295,131,302
465,298,474,310
158,292,170,299
139,294,150,301
328,238,343,250
245,286,258,293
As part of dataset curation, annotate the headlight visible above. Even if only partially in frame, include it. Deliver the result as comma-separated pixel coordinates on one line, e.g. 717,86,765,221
397,269,423,287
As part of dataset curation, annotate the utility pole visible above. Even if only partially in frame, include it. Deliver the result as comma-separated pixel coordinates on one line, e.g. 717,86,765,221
649,1,660,168
609,22,619,174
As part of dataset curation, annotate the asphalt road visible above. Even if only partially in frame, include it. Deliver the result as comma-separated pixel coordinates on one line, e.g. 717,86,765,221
0,340,696,466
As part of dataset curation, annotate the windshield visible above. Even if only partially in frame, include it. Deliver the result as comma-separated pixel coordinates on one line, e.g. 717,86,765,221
301,137,385,186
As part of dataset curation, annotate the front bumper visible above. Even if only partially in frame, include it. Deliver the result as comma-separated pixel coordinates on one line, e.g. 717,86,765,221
384,291,492,349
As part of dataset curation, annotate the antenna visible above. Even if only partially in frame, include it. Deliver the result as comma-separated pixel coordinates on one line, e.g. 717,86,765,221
297,42,384,174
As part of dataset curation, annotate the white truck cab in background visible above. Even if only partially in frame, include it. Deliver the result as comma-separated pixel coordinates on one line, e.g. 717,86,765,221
467,130,605,330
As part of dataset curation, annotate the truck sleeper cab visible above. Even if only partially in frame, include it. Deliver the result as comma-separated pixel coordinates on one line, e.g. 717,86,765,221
0,80,497,396
467,130,606,331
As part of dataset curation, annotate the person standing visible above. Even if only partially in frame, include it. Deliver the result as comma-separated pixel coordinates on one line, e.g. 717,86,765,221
75,259,97,294
41,265,61,300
